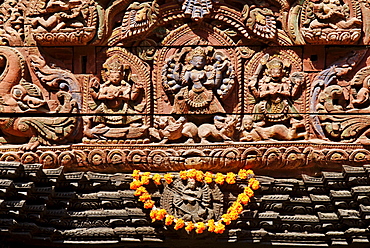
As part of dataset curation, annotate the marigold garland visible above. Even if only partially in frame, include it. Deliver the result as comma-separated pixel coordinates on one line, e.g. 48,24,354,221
130,168,259,234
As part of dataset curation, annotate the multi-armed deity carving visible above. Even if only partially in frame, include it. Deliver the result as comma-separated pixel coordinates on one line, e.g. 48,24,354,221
162,46,235,116
161,178,223,222
244,51,308,141
152,46,239,143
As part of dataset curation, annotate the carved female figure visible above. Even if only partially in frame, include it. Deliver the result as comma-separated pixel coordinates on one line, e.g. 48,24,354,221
171,47,228,115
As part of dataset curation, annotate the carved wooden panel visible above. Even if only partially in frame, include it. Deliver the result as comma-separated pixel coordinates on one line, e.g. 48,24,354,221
1,0,370,246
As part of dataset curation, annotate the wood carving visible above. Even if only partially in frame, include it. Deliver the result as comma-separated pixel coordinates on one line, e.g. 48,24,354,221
0,0,369,246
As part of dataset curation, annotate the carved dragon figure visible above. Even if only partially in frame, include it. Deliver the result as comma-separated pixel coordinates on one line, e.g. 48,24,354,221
0,46,80,150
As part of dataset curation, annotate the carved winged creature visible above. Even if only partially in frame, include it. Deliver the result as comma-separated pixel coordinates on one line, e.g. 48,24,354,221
162,46,235,115
0,46,79,150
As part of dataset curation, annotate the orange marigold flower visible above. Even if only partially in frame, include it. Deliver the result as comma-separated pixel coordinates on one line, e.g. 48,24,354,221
134,186,147,196
143,200,155,209
164,173,173,184
207,219,215,232
244,186,254,197
150,209,158,222
152,174,162,185
228,202,243,214
139,192,151,202
195,170,204,182
156,209,167,221
165,215,174,225
251,181,260,190
130,180,142,190
195,222,206,234
222,214,232,225
179,171,188,180
225,172,236,184
132,170,141,180
185,222,195,232
248,177,256,184
215,173,225,185
187,169,196,179
214,222,225,234
204,172,213,184
238,169,248,180
174,219,185,230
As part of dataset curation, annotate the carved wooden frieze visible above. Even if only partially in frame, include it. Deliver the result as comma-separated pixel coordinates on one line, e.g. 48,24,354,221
1,0,370,175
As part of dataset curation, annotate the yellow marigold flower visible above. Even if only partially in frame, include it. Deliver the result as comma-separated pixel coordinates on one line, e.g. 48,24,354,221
143,200,155,209
134,186,147,196
195,170,204,182
156,209,167,220
150,209,158,222
132,170,141,180
244,186,254,197
214,222,225,234
215,173,225,185
251,181,260,190
174,219,185,230
130,180,142,190
246,169,254,175
165,215,174,225
179,171,188,180
222,214,232,225
185,222,195,232
225,172,236,184
141,175,150,185
204,172,213,184
152,174,162,185
139,192,151,202
238,169,248,179
187,169,196,179
207,219,215,232
195,222,206,234
227,210,239,221
164,173,173,184
237,193,250,205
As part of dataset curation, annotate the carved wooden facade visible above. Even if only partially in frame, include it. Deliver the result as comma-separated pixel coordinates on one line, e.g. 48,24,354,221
1,0,370,246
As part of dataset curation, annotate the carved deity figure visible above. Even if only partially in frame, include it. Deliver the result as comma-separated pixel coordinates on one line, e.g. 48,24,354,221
248,57,304,127
85,54,147,140
173,178,213,222
239,116,307,141
163,46,235,115
30,0,86,32
303,0,361,30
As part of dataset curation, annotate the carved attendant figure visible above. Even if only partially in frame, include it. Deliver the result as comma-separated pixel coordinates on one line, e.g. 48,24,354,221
248,58,303,126
90,55,142,127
